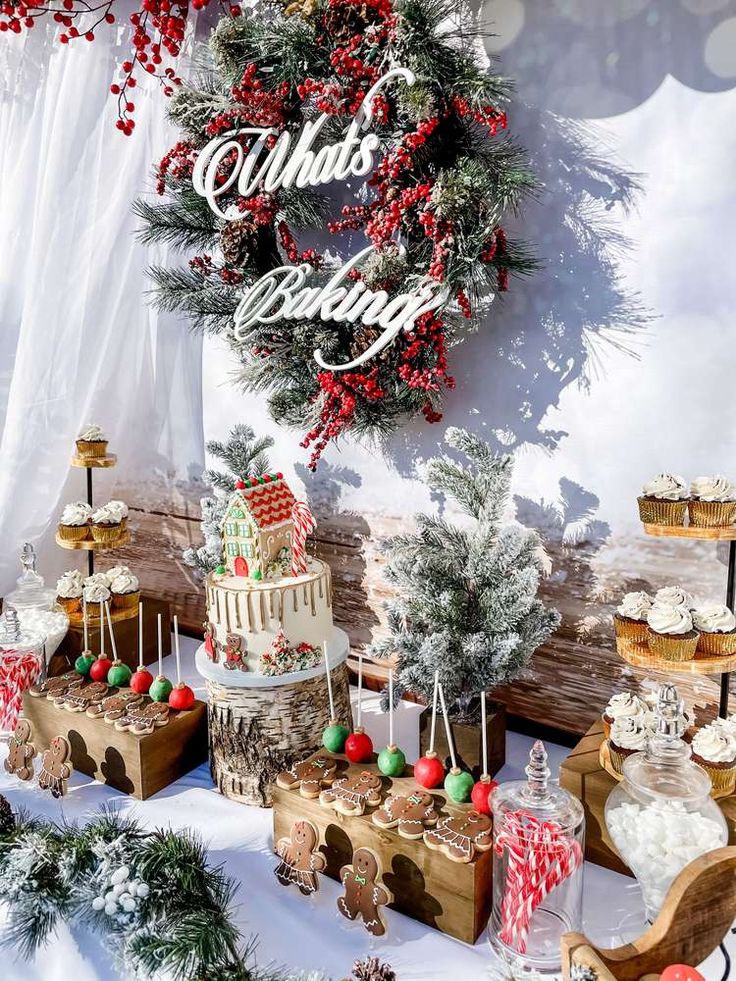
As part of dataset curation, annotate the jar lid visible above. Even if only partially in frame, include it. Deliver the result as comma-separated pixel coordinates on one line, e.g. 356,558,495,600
4,543,56,612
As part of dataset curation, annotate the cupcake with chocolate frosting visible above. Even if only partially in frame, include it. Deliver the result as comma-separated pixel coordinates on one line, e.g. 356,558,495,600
646,603,699,661
613,591,652,644
637,473,688,526
76,424,108,459
688,475,736,528
692,603,736,656
608,717,649,776
690,723,736,794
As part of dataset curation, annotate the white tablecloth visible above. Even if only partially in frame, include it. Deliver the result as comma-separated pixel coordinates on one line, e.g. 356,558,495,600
0,636,732,980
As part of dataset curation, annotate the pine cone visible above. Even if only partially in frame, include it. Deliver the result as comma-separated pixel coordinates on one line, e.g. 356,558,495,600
220,218,257,268
321,2,374,41
351,957,397,981
284,0,318,16
349,325,383,362
0,794,15,836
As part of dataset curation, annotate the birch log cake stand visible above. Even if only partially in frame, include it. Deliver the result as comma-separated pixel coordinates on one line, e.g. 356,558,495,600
195,627,352,806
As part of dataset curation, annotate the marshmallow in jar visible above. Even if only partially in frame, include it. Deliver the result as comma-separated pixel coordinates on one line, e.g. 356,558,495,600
604,683,727,920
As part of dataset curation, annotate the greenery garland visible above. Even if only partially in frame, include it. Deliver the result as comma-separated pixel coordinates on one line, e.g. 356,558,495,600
138,0,536,468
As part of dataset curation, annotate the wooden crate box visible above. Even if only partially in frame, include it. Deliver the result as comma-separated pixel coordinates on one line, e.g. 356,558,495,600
272,754,492,944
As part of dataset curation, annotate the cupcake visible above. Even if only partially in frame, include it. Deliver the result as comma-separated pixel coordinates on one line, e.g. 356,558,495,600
602,691,646,739
106,500,129,531
637,474,688,526
83,581,111,607
91,504,123,543
688,475,736,528
608,717,649,776
56,570,84,614
110,570,140,610
76,424,108,459
654,585,694,609
613,591,652,643
646,603,699,661
58,501,92,541
692,603,736,656
690,723,736,794
84,571,112,589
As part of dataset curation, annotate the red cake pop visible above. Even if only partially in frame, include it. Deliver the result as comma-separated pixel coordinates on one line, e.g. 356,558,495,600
471,690,497,815
168,614,195,711
90,600,113,681
130,601,154,694
415,670,446,789
344,649,373,763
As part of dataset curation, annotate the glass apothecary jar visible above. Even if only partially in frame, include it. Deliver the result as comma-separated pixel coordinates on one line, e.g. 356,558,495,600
0,606,45,737
604,683,728,921
4,543,69,662
488,740,585,973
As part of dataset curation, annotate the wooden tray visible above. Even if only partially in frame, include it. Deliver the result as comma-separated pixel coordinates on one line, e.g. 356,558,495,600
616,636,736,675
67,605,139,626
70,453,117,469
56,530,129,551
272,752,492,944
643,523,736,541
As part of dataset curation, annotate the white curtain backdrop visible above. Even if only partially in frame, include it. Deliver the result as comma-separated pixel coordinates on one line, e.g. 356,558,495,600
0,9,204,593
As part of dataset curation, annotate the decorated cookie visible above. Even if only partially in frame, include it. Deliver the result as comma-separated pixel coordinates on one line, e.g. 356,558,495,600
113,701,170,735
319,770,383,817
372,789,438,839
423,810,493,863
28,671,83,700
276,755,338,799
274,819,326,896
53,681,108,713
337,848,392,937
4,719,36,781
38,735,73,798
203,621,218,662
223,633,247,671
86,690,143,721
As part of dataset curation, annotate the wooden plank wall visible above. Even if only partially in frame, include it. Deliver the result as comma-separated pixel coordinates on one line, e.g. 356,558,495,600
106,476,733,738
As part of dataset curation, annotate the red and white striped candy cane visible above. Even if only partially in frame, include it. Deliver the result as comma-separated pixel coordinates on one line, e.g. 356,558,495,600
0,649,42,732
291,500,316,576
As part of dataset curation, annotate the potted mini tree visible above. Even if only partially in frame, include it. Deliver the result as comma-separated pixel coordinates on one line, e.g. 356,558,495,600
372,427,560,775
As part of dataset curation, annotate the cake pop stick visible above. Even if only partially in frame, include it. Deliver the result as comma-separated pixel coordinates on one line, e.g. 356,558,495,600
439,683,473,803
75,599,95,676
415,670,445,788
104,601,131,686
345,649,373,763
83,599,89,652
322,640,349,752
377,668,406,776
89,600,113,682
130,602,153,694
471,690,497,815
169,614,195,710
149,613,173,703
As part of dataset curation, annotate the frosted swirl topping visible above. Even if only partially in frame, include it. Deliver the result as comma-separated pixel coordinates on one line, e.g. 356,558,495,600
105,499,129,520
692,724,736,764
83,582,111,603
642,473,688,501
646,602,693,636
84,571,112,588
690,475,735,502
92,505,121,526
110,572,139,595
104,565,131,582
56,572,83,599
610,718,649,751
78,424,106,442
604,692,646,722
60,501,92,526
617,591,652,621
654,585,694,609
692,603,736,634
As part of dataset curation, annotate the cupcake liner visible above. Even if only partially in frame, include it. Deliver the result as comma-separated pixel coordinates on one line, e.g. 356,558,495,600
613,614,649,644
76,438,109,459
608,742,635,776
647,628,699,662
91,522,122,543
693,758,736,795
602,714,612,740
58,523,90,542
56,595,82,615
696,629,736,657
687,500,736,528
637,496,687,526
112,589,140,610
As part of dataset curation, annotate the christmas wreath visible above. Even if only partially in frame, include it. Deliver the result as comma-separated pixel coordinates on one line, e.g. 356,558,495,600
138,0,536,467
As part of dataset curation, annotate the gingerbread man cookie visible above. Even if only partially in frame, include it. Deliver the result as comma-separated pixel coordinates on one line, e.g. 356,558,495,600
203,622,218,662
423,810,492,863
372,789,438,839
319,771,383,816
38,736,73,798
86,690,143,721
28,671,83,700
113,701,170,735
4,719,36,781
337,848,392,937
274,819,326,895
276,755,338,798
223,634,247,671
54,681,108,713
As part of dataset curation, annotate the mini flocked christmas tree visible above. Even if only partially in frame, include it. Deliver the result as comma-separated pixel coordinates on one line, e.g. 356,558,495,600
183,424,274,577
372,427,560,721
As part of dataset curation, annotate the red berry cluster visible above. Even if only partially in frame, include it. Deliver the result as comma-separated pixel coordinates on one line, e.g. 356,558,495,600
480,226,509,292
301,369,385,470
451,95,507,136
1,0,114,38
207,63,291,136
397,312,454,395
277,221,322,270
156,139,196,194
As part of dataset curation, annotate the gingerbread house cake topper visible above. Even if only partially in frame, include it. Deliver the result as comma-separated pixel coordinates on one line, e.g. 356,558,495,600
221,472,315,580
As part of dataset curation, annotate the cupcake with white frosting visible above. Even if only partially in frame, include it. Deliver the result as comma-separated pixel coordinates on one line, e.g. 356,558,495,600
110,569,140,610
602,691,646,739
76,424,109,460
105,500,129,530
58,501,92,541
613,591,652,644
688,475,736,528
646,603,699,661
83,581,111,607
690,722,736,794
56,570,84,614
91,503,123,543
654,585,694,609
608,717,649,776
84,571,112,589
637,473,688,526
692,603,736,657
